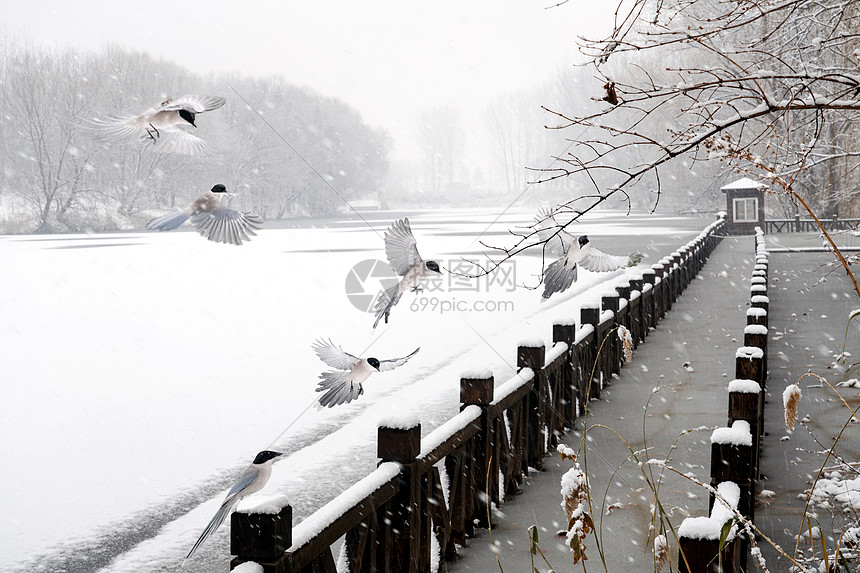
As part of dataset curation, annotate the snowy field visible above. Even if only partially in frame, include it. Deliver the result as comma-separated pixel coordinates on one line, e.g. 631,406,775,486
0,208,712,572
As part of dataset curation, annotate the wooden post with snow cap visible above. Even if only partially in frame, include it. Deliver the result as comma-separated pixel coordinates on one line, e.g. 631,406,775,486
736,346,765,387
628,278,645,345
377,421,423,573
746,306,768,330
651,263,666,318
518,342,547,470
601,293,622,377
710,421,755,521
744,323,768,382
615,284,633,341
727,379,763,475
750,293,768,315
673,250,686,290
641,270,657,329
677,482,745,572
580,306,601,400
552,322,577,427
459,370,496,528
231,498,292,573
662,259,674,309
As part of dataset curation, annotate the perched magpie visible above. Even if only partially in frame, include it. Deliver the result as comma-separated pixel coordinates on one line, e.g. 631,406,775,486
183,450,283,563
372,218,441,328
535,209,643,301
312,339,419,407
145,184,262,245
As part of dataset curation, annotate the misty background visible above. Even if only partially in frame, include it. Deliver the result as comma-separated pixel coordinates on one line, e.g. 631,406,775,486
0,1,738,235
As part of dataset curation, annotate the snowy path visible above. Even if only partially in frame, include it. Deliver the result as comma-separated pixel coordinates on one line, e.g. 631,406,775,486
446,236,754,572
0,209,709,572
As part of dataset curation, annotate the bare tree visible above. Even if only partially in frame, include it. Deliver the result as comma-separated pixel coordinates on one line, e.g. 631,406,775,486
470,0,860,296
416,105,464,196
1,46,101,232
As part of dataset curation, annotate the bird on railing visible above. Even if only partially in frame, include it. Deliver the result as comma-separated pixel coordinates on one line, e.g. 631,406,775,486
312,339,419,407
89,94,226,155
183,450,283,565
534,208,643,301
145,184,263,245
372,218,442,328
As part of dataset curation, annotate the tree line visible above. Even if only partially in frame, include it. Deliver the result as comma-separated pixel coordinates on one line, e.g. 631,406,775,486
0,40,391,233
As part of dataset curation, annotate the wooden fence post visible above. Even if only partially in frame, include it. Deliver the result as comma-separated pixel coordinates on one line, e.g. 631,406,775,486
673,251,685,290
378,423,423,573
518,343,547,470
553,322,577,428
662,259,674,309
678,537,742,573
728,379,763,477
580,306,601,400
460,373,496,528
628,278,645,345
615,284,633,339
652,263,666,318
601,293,622,377
710,422,755,521
641,271,657,329
231,504,292,573
736,346,764,387
746,307,768,330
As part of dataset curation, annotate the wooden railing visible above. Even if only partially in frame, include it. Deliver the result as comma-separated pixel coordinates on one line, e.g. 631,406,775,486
677,227,768,572
229,216,727,573
765,215,860,233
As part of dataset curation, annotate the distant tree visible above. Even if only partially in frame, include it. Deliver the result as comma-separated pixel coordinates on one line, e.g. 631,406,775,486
0,45,101,232
416,105,464,195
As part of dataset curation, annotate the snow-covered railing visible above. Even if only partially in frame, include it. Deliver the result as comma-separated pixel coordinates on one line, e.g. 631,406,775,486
228,216,727,573
764,215,860,234
676,226,768,572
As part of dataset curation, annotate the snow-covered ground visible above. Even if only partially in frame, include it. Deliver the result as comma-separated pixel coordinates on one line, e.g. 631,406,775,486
0,208,710,572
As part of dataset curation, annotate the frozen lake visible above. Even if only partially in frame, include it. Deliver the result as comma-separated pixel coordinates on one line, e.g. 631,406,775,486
0,208,711,572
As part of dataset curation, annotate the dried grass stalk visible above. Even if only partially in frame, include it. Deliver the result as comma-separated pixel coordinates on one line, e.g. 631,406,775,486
783,383,802,432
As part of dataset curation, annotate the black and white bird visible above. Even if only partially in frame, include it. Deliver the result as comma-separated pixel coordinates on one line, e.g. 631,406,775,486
312,339,419,407
372,218,442,328
184,450,283,563
93,94,226,155
145,184,262,245
535,209,643,301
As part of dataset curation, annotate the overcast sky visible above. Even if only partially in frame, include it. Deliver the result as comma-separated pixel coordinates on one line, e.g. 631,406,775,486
1,0,615,161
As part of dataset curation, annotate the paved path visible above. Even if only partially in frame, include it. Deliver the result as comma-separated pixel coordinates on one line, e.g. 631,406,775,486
446,237,755,572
